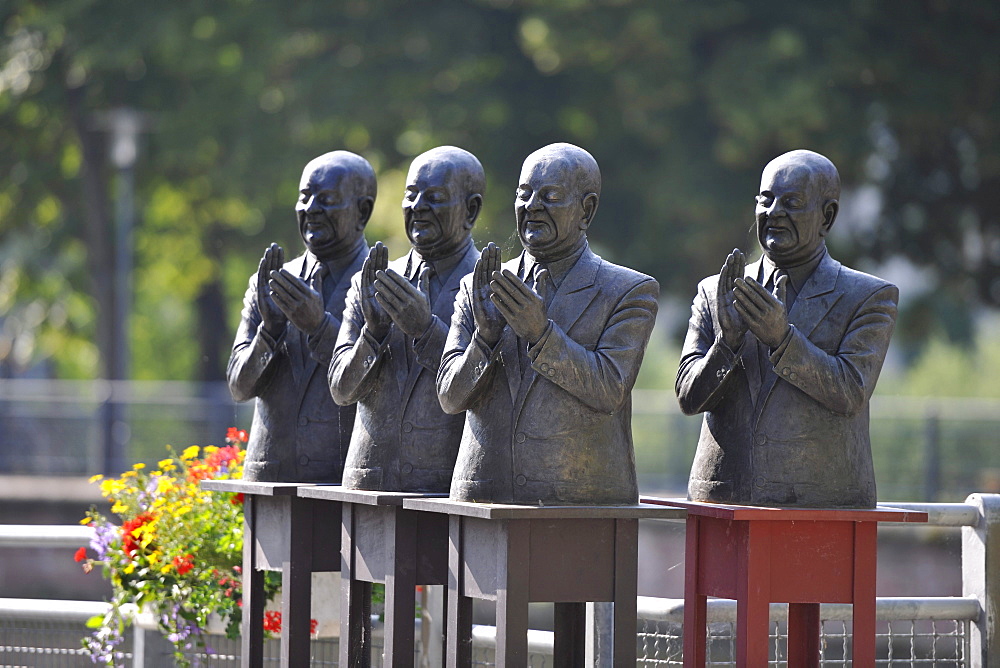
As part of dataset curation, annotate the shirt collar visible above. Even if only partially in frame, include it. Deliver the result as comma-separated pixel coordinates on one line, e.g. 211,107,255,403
760,245,827,292
525,241,588,290
408,238,474,282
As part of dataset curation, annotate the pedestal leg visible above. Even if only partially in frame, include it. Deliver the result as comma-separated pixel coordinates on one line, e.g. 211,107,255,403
383,507,417,667
554,602,586,668
735,521,771,668
852,522,878,666
242,497,265,668
281,497,313,668
612,518,638,668
341,503,372,668
446,516,472,668
683,516,706,668
495,520,530,666
787,603,820,667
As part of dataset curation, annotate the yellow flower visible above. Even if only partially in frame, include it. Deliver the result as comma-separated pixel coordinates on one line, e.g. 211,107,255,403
133,463,146,470
88,474,104,483
181,446,200,460
111,501,128,514
121,470,137,479
79,517,92,525
204,446,219,454
160,562,173,574
157,458,174,469
123,563,135,574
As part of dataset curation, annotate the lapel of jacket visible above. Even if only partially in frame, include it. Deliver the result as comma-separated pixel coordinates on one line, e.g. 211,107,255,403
399,244,479,408
739,260,764,408
297,245,368,410
752,252,844,426
512,248,602,416
283,254,311,388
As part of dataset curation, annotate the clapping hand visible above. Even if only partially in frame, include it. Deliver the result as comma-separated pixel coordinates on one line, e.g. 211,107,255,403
489,268,549,345
361,242,392,340
472,243,506,346
717,249,748,349
374,266,433,339
734,274,790,349
256,243,286,338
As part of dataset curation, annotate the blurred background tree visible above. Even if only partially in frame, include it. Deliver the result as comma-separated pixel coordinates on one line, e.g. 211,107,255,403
0,0,997,382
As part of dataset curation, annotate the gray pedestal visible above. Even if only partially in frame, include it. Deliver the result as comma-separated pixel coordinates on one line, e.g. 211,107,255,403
299,486,449,668
201,480,340,668
401,498,684,668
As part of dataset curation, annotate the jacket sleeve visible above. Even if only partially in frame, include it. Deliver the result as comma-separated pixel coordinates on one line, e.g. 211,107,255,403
770,283,898,416
529,277,659,415
411,314,450,371
227,274,282,403
328,274,387,406
436,276,502,415
674,276,743,415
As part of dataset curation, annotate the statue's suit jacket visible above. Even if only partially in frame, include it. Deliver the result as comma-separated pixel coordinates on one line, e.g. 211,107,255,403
676,251,898,508
329,244,479,492
228,244,366,482
438,246,659,505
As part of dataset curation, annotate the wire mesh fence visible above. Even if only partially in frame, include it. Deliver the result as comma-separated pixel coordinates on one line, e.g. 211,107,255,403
634,617,966,666
0,605,974,667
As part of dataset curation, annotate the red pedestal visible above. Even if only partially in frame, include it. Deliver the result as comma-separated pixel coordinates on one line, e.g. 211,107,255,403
643,498,927,667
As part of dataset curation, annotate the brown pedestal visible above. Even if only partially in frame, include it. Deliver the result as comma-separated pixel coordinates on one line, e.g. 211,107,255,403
402,498,684,668
201,480,340,668
643,498,927,667
298,486,450,668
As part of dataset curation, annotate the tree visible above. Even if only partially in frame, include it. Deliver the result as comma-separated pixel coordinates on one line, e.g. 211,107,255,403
1,0,997,380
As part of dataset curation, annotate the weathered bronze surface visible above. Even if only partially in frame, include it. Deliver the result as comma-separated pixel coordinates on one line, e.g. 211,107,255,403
330,146,484,493
677,150,898,508
438,143,659,505
229,151,376,482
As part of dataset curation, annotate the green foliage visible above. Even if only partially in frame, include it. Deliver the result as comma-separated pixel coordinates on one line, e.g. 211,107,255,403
879,334,1000,399
1,1,998,379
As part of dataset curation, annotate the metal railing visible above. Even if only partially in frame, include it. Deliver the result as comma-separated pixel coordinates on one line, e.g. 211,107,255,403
2,495,997,666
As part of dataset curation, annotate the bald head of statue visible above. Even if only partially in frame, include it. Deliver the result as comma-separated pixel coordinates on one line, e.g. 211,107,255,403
296,150,377,261
403,146,485,261
755,149,841,268
515,142,601,263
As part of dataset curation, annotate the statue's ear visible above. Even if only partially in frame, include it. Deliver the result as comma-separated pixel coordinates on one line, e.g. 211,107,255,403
580,192,599,230
356,196,374,229
820,199,838,237
464,193,483,230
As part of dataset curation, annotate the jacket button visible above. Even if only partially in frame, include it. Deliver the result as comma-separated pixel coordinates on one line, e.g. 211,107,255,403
515,433,526,443
754,434,766,445
402,422,413,433
515,474,527,486
539,363,548,372
548,368,555,377
782,367,790,376
299,416,309,427
789,371,798,381
299,455,310,467
401,463,413,474
754,475,767,488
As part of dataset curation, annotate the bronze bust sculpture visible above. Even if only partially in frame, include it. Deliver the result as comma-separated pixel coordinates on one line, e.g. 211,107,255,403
329,146,484,493
438,143,659,505
229,151,375,482
677,149,898,508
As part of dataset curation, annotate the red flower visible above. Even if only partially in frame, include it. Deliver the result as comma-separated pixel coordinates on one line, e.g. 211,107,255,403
172,554,195,575
310,619,318,635
74,547,88,562
121,513,155,557
230,492,245,506
226,427,249,444
263,610,282,633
